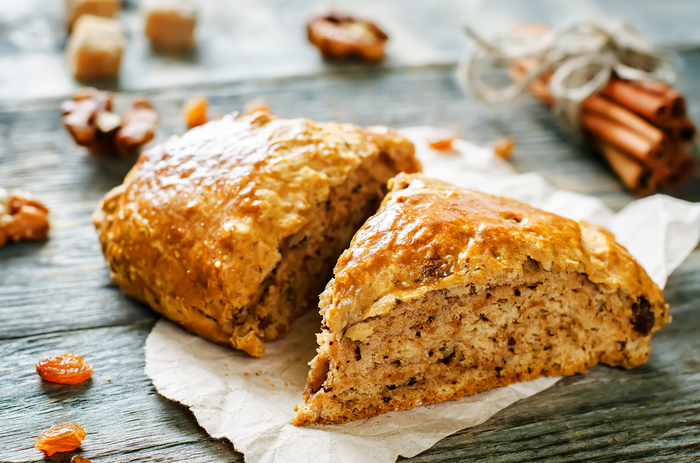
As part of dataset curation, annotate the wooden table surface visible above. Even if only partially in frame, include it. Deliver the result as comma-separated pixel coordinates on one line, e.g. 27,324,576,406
2,2,700,462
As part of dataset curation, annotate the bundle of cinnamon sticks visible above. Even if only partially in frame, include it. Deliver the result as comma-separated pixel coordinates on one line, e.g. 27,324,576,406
512,58,696,196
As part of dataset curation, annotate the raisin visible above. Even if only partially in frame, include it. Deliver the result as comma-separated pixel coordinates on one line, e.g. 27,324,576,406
36,354,93,385
426,132,455,151
493,136,515,159
35,423,86,456
182,97,208,129
71,456,92,463
631,296,654,335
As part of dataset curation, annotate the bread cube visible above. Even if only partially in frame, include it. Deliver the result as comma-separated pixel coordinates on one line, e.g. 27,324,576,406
143,0,197,50
67,15,125,81
65,0,120,30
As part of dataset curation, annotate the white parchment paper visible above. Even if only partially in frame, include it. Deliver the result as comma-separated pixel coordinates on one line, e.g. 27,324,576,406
145,126,700,463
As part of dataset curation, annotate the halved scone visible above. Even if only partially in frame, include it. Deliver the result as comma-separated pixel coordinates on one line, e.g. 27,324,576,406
294,173,669,425
93,111,421,356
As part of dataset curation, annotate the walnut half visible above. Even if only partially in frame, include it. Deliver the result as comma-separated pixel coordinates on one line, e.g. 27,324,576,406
61,88,158,158
0,188,50,248
307,13,388,62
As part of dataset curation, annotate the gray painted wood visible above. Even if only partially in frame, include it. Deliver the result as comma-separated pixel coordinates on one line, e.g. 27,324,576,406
1,57,700,461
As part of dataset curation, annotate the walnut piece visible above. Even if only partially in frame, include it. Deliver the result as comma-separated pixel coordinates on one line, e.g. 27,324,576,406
0,188,50,249
307,13,388,62
61,88,158,158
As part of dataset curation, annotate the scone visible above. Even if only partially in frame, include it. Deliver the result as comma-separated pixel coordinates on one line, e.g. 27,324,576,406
293,173,669,425
93,111,421,356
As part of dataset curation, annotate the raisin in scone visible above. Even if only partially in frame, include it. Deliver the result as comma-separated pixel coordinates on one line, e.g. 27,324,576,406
293,173,669,425
93,111,421,356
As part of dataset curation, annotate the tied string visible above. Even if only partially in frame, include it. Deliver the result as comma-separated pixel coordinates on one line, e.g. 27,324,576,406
457,19,677,134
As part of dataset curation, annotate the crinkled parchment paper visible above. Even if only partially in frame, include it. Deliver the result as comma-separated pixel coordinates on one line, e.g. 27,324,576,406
145,126,700,463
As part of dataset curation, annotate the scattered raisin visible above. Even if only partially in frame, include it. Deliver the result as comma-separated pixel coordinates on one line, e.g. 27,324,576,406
631,296,654,335
427,132,456,151
183,96,208,129
36,354,93,385
35,423,86,456
493,136,515,159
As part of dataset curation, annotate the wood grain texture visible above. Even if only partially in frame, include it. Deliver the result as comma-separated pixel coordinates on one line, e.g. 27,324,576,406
1,61,700,462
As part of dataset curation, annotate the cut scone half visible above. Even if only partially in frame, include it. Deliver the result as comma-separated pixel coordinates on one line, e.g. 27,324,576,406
93,111,421,356
294,173,670,425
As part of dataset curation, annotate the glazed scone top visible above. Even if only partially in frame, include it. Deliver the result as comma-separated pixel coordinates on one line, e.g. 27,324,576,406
321,173,665,336
94,111,420,338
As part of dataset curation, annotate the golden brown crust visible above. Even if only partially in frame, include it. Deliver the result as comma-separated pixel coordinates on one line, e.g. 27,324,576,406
294,173,669,425
322,174,666,336
307,13,388,62
93,113,420,356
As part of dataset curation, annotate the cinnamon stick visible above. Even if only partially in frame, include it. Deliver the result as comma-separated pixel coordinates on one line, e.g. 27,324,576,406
631,80,685,118
596,138,656,196
666,116,696,142
601,79,672,126
662,151,695,189
582,95,665,146
581,111,666,166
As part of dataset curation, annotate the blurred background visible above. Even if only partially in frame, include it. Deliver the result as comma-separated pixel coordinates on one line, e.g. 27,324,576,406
2,0,700,100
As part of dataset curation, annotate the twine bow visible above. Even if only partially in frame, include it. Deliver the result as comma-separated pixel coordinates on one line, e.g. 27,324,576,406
457,18,677,133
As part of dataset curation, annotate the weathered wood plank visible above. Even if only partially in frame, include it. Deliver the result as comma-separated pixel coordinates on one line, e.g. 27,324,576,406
0,322,242,463
1,250,698,462
1,61,700,462
3,0,700,101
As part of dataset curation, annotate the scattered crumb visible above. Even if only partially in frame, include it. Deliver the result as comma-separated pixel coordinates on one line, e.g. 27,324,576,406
493,136,515,159
271,384,275,388
256,370,262,376
224,363,228,367
284,382,289,387
264,378,270,382
224,373,228,376
107,377,112,381
244,372,249,377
